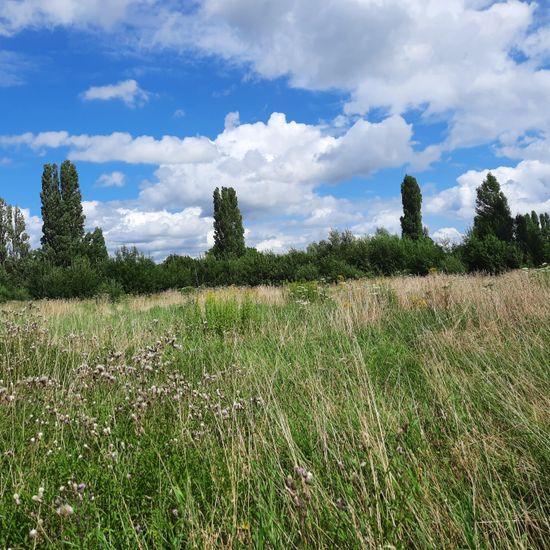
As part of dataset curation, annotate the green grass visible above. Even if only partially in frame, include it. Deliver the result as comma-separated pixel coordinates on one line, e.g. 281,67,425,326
0,274,549,548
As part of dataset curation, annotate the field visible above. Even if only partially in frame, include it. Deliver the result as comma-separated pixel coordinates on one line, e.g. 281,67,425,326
1,271,549,549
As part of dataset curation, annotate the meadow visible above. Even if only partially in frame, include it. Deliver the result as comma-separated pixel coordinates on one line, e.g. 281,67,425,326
1,270,549,549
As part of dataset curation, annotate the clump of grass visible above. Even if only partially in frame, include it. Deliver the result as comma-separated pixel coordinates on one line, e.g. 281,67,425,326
0,271,549,548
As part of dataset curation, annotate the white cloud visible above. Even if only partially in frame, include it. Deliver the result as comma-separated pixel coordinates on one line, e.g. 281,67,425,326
0,0,144,35
145,0,550,151
96,171,125,188
82,79,150,107
21,208,42,249
83,201,213,259
137,112,419,216
3,1,550,160
0,109,447,255
0,112,424,212
432,227,463,246
426,160,550,221
0,131,217,164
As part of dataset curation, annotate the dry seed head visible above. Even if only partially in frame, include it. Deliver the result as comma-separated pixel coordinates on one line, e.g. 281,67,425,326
56,503,74,518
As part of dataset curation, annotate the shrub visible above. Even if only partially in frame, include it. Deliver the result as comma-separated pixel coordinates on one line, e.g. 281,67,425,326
96,279,125,302
463,234,522,274
403,237,445,275
365,234,407,276
440,253,466,274
294,262,320,282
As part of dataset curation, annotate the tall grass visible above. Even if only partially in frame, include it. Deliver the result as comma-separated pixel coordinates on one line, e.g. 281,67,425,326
0,271,549,548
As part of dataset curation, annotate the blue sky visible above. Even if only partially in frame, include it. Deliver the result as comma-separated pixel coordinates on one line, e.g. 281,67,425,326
1,0,550,258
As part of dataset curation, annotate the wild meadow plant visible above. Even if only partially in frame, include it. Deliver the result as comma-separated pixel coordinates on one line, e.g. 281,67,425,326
0,272,549,548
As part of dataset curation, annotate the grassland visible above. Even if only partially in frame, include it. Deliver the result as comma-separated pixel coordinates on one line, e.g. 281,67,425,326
1,271,549,549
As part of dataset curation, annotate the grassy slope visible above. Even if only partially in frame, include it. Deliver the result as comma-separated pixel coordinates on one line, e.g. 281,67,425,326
0,272,549,549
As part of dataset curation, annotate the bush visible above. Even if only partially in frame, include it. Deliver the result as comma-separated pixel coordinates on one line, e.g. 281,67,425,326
440,253,466,274
0,285,30,302
294,262,320,282
463,234,522,274
365,234,407,276
318,256,364,282
96,279,125,302
403,238,445,275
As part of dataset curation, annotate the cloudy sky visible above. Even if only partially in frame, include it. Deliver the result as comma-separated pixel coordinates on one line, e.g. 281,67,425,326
1,0,550,258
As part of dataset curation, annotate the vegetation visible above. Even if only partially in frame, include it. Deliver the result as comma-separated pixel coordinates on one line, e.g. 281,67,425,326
211,186,246,259
0,164,549,301
0,271,549,548
400,174,423,240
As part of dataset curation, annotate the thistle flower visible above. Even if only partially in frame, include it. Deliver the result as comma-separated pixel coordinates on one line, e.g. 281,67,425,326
56,503,74,518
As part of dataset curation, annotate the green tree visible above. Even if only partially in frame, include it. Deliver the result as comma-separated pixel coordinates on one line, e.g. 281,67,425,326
539,213,549,237
400,175,423,240
473,173,514,242
211,187,246,259
40,161,86,266
11,207,30,261
40,163,64,262
83,227,109,264
60,160,85,245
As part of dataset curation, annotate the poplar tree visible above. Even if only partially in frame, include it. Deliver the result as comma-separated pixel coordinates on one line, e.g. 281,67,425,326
400,175,423,240
40,163,63,261
473,173,514,242
40,161,86,266
60,160,85,245
211,187,246,258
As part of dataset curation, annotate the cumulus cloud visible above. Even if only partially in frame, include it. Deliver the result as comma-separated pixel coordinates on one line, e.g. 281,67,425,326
145,0,550,151
96,171,125,188
426,160,550,221
83,201,214,259
3,1,550,162
432,227,463,246
82,79,150,107
0,0,144,35
0,111,425,211
21,208,42,249
0,131,217,164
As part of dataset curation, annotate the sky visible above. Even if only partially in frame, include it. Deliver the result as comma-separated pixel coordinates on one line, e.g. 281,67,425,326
1,0,550,259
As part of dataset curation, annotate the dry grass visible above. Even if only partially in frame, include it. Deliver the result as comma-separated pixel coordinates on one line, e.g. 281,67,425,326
0,270,549,548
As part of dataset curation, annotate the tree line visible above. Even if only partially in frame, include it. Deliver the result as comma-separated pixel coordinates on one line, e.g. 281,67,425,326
0,162,548,301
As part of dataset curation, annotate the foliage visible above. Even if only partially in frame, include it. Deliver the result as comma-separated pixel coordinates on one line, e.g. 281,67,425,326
473,172,514,242
462,233,522,274
400,174,423,240
211,186,246,259
1,274,549,548
2,167,550,301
